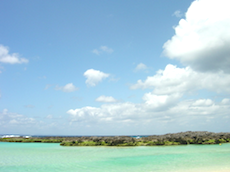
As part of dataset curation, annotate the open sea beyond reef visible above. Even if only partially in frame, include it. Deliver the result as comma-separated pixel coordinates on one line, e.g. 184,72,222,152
0,142,230,172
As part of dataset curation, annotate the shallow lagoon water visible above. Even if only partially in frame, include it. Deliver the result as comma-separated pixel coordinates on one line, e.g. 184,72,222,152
0,142,230,172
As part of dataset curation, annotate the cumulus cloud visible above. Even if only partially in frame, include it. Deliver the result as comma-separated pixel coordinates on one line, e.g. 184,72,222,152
67,93,178,123
84,69,109,87
173,10,183,18
92,46,114,55
131,64,230,94
163,0,230,73
67,103,144,124
135,63,147,71
66,97,230,130
96,95,117,103
55,83,78,92
142,92,181,111
0,45,29,64
67,63,230,132
167,99,230,122
64,0,230,134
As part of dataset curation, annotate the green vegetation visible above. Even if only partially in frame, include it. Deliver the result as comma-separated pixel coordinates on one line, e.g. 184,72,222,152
60,138,229,147
0,137,63,143
202,139,216,144
1,131,230,147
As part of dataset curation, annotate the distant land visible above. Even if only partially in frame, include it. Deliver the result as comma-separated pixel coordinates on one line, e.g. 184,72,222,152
1,131,230,146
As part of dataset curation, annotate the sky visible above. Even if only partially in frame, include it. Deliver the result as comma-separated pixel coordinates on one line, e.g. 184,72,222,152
1,0,230,135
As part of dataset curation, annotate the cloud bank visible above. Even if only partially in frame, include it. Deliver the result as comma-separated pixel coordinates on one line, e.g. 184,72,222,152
66,98,230,132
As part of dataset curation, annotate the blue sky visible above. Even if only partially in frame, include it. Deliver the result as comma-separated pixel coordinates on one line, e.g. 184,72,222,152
1,0,230,135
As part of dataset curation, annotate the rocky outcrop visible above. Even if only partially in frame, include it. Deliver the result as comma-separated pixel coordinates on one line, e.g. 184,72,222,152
145,131,230,143
1,131,230,146
60,131,230,146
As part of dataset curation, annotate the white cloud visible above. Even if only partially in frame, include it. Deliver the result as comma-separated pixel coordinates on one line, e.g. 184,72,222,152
168,98,230,119
84,69,109,87
192,99,214,107
0,109,36,126
173,10,183,18
0,109,68,134
142,92,181,111
96,95,117,103
67,93,180,123
92,46,114,55
0,45,29,64
221,98,230,105
66,97,230,131
163,0,230,73
55,83,78,92
67,103,144,123
68,59,230,133
135,63,147,71
131,64,230,94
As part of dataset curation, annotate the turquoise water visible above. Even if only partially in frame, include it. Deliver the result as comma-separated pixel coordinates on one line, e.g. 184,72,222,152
1,142,230,172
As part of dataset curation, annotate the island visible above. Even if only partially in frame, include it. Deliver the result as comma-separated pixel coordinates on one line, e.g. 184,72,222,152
1,131,230,146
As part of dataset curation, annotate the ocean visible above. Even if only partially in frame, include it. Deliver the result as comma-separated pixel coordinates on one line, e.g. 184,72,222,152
0,142,230,172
